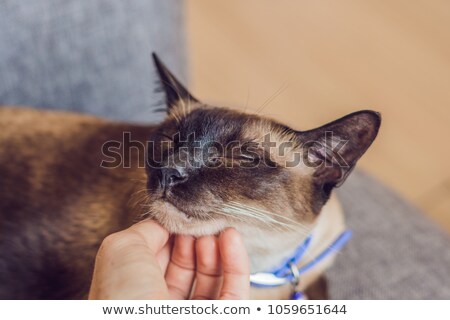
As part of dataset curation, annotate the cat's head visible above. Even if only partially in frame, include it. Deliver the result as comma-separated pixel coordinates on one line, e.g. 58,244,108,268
144,54,380,236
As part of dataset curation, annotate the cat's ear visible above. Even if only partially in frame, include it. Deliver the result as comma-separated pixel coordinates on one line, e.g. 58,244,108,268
297,110,381,190
152,52,199,110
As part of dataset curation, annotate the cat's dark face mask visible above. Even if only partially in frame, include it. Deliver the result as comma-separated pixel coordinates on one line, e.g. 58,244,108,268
144,54,381,236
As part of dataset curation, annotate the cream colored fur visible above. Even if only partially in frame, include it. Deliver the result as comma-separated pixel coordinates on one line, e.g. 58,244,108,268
248,194,345,299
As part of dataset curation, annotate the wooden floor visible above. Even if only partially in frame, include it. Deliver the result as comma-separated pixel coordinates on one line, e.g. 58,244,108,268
185,0,450,232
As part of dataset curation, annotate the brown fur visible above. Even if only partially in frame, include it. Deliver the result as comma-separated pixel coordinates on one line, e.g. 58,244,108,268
0,107,151,298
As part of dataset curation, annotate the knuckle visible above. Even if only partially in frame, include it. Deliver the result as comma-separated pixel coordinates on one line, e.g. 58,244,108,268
193,295,213,300
98,232,128,255
167,284,187,299
171,255,194,270
197,254,215,269
220,291,241,300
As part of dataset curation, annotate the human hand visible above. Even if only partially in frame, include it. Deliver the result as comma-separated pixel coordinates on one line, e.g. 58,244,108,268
88,221,250,299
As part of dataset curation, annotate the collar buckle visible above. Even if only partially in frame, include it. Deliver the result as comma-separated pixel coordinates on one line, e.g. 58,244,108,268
288,262,300,287
249,272,289,287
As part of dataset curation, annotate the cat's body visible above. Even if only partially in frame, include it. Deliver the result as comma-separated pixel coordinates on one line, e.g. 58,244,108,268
0,107,150,298
0,54,380,299
0,106,344,299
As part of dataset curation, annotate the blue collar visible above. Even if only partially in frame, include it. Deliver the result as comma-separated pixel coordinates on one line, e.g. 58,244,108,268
249,230,352,299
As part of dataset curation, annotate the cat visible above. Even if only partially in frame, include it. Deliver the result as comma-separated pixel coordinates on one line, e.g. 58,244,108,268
0,53,380,299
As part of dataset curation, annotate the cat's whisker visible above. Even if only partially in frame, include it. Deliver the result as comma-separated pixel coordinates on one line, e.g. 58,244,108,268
250,208,309,232
220,208,281,231
221,204,271,223
224,206,283,228
243,86,250,113
130,188,149,198
213,210,247,224
229,204,308,233
226,202,311,232
222,203,296,231
255,82,289,114
128,194,148,211
232,201,312,229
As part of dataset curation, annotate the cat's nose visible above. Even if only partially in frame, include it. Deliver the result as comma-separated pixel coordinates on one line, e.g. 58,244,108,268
159,167,187,189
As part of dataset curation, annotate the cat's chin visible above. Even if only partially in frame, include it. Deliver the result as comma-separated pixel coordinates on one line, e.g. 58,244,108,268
147,199,230,236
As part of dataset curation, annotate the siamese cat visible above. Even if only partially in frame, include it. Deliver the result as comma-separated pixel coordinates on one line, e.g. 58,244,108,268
0,54,380,299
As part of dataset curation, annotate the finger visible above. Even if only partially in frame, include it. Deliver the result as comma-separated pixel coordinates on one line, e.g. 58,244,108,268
128,220,170,254
192,236,222,299
89,227,169,299
165,235,196,299
129,221,172,278
156,236,173,272
218,228,250,300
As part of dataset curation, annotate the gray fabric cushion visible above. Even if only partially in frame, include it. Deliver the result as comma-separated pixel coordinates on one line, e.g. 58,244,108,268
329,171,450,299
0,0,186,123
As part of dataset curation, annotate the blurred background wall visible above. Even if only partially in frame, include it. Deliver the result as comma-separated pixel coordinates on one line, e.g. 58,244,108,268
185,0,450,232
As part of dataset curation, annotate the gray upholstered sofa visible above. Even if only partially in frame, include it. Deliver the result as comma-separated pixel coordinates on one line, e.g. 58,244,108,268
1,0,449,299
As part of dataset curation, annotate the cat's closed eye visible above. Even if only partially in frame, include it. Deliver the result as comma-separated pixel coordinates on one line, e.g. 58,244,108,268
235,154,258,162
